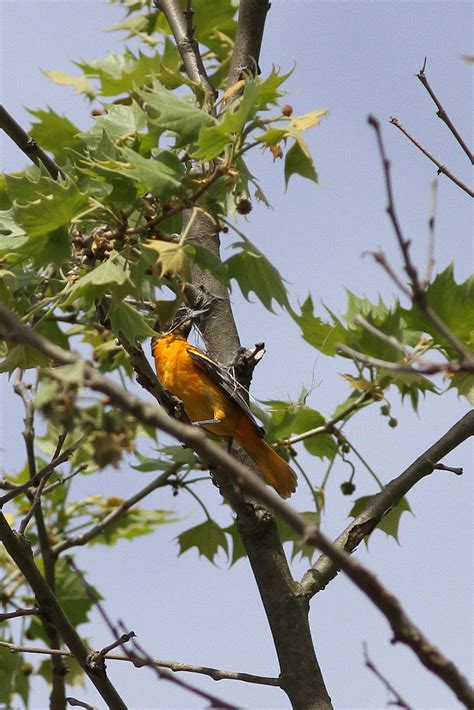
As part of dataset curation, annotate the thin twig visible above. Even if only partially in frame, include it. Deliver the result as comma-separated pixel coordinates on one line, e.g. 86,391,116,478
98,632,136,657
417,61,473,164
336,343,471,375
368,116,474,364
0,606,40,622
423,179,438,288
432,462,463,475
287,392,370,446
389,117,473,197
52,464,180,554
363,643,413,709
66,698,98,710
0,640,280,686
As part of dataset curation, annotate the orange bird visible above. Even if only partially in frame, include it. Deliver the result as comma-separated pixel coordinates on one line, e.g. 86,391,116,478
151,311,297,498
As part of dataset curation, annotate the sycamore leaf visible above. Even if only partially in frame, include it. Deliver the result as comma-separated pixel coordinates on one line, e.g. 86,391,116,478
89,508,176,546
284,137,318,187
139,84,214,145
43,69,96,98
449,372,474,404
42,361,86,387
66,258,135,303
75,49,162,97
401,265,474,355
349,496,413,542
0,644,29,707
114,147,185,199
226,241,289,312
191,78,258,160
290,109,329,132
143,239,189,279
224,521,247,565
0,345,50,374
290,296,347,356
276,511,320,562
255,66,292,111
177,519,228,563
93,101,147,143
109,300,156,341
28,107,83,162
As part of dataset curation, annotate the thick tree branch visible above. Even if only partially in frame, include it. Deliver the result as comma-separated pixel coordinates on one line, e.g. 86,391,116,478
301,410,474,597
153,0,216,98
227,0,271,85
0,104,64,178
1,304,472,707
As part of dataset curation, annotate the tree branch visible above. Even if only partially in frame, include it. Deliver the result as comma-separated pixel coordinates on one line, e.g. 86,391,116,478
0,640,280,686
389,116,473,197
52,464,180,554
416,61,473,164
153,0,216,98
0,104,64,178
301,410,474,597
227,0,271,85
363,643,413,709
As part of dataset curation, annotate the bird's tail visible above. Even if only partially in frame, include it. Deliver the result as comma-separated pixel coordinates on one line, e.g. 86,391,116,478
235,420,297,499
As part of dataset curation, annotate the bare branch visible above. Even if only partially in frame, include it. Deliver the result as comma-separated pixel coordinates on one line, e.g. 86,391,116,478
363,643,413,709
423,179,438,288
0,640,280,686
301,410,474,598
417,61,473,164
0,104,65,178
52,464,180,554
67,698,98,710
432,462,463,475
389,116,473,197
0,606,40,622
368,116,474,365
287,392,370,446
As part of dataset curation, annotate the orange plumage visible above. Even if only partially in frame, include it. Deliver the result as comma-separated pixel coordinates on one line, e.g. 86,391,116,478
152,322,297,499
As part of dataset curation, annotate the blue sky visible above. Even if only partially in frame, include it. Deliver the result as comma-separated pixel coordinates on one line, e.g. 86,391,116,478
1,1,472,708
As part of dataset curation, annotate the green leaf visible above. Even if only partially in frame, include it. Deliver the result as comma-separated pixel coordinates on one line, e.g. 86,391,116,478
139,83,215,145
114,147,185,199
0,644,29,707
92,101,147,143
284,137,318,187
67,257,135,303
401,265,474,355
276,511,320,561
0,345,50,374
226,241,289,312
192,78,258,160
177,519,228,563
223,521,247,565
43,69,96,98
88,508,176,546
109,301,156,341
349,496,413,542
28,107,83,162
143,239,189,280
449,372,474,404
12,176,88,240
76,48,162,97
256,66,292,111
290,296,347,356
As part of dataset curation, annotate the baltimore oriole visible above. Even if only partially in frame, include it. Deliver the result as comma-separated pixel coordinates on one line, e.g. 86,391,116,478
151,311,297,498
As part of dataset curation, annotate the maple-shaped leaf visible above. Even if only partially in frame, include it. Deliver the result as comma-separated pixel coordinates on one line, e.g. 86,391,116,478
177,519,229,563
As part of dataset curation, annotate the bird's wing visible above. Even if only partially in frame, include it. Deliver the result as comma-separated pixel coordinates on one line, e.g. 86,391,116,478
187,346,264,436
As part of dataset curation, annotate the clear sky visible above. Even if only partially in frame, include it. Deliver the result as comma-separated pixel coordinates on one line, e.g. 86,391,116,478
0,1,472,708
